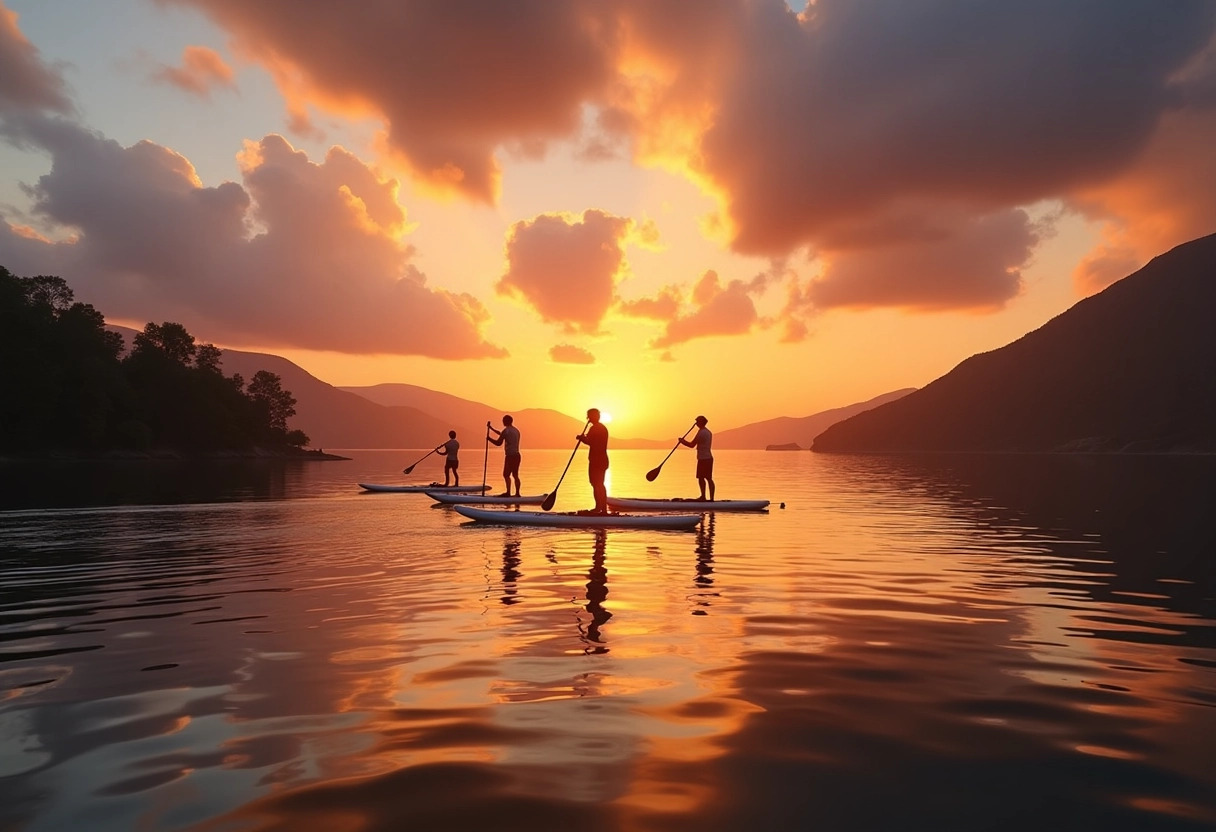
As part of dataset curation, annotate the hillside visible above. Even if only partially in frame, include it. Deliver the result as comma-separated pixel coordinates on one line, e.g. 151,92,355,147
812,232,1216,453
713,389,915,449
339,383,668,448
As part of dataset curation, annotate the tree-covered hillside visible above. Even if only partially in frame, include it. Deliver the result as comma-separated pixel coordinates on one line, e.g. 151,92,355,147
1,266,308,456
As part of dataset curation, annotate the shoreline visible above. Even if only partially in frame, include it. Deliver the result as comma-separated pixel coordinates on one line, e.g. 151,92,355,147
0,448,351,463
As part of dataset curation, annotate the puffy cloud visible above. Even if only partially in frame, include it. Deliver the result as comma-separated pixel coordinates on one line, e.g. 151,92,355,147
616,284,680,320
162,0,621,202
799,207,1043,312
0,117,505,358
496,209,635,334
697,1,1216,252
152,46,236,98
549,343,595,364
651,270,765,349
164,0,1216,313
0,2,72,114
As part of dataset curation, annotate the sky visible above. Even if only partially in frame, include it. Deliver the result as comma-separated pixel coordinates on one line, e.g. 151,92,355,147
2,1,1215,439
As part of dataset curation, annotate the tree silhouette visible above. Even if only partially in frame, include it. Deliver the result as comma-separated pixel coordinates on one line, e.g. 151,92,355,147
1,266,310,455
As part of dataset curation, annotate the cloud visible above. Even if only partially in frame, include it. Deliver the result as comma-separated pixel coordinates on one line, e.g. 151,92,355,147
651,270,765,349
163,0,621,202
152,46,236,98
549,343,595,364
616,284,681,320
1067,106,1216,294
0,2,72,114
798,207,1043,312
0,117,506,358
166,0,1216,313
695,1,1216,251
496,209,635,334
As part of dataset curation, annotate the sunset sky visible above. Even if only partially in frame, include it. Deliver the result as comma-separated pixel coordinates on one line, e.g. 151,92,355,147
2,0,1215,438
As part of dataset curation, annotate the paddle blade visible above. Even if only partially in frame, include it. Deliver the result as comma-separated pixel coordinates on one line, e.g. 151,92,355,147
402,465,415,475
645,466,661,482
541,491,557,511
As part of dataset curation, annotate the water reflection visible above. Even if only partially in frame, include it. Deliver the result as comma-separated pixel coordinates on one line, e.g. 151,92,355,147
1,451,1214,831
500,531,522,607
691,515,717,615
578,531,612,653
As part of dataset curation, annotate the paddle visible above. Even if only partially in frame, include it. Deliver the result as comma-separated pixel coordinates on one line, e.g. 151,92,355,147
541,420,590,511
645,423,698,482
482,422,490,493
402,445,441,475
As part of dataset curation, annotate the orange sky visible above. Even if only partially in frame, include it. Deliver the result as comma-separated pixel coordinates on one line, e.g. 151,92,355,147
2,1,1215,437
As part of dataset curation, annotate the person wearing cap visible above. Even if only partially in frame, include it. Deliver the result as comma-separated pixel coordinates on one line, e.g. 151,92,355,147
487,414,522,497
576,408,610,514
678,415,714,501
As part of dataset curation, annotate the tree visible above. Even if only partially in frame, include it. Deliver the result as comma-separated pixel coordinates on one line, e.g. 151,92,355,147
132,322,197,366
247,371,297,435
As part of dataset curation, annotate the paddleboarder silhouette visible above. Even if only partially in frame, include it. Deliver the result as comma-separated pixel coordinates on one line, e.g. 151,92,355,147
575,408,609,514
678,415,715,500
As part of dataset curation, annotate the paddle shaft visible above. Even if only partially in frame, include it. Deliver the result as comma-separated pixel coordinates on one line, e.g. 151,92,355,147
646,423,698,481
403,444,441,475
541,420,590,511
482,423,490,491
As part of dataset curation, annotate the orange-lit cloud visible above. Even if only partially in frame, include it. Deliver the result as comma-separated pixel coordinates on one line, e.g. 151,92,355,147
617,285,681,321
152,45,236,98
651,270,767,349
0,117,505,358
1067,109,1216,294
162,0,621,202
798,207,1043,313
161,0,1216,314
550,343,596,364
496,209,635,334
0,3,72,114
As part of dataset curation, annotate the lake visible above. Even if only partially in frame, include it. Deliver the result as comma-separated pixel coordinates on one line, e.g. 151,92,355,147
1,449,1214,831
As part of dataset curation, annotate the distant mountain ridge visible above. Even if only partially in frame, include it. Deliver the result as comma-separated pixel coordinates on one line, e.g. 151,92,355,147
813,232,1216,453
713,389,915,449
108,327,918,450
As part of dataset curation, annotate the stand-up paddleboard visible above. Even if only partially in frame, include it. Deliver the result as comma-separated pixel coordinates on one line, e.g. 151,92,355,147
359,483,492,493
427,491,549,506
607,497,770,512
452,505,701,530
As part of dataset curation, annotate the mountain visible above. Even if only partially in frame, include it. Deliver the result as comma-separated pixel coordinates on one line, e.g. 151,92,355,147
339,383,668,449
712,389,915,449
812,232,1216,453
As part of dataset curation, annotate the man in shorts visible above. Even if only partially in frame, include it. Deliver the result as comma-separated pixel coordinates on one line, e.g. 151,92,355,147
678,415,714,501
487,415,522,496
436,430,460,486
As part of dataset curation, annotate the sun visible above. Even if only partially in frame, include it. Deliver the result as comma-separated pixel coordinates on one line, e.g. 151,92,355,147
600,412,613,424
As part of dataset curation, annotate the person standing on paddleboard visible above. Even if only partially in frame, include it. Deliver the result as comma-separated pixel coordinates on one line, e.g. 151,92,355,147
576,408,610,514
487,415,522,497
436,430,460,486
678,415,715,501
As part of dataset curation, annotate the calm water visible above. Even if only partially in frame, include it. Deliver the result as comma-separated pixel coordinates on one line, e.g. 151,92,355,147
1,450,1214,831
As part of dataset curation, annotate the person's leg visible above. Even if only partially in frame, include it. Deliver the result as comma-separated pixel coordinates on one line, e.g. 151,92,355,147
708,476,716,501
442,461,451,486
593,469,607,513
697,476,707,500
